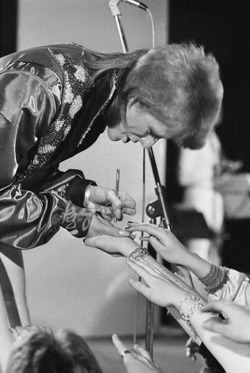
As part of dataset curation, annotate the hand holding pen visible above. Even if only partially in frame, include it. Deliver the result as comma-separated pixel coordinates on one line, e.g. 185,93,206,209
83,173,136,222
114,169,120,222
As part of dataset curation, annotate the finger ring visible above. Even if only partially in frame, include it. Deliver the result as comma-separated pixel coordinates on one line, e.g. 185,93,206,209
120,350,131,358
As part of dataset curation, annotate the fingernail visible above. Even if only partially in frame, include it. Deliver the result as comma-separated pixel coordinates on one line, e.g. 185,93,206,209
119,230,130,236
139,236,150,241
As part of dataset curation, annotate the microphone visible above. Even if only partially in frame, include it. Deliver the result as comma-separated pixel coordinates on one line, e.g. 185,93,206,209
121,0,148,11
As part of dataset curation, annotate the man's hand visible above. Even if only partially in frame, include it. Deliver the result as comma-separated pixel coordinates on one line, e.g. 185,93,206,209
85,186,136,221
84,213,137,257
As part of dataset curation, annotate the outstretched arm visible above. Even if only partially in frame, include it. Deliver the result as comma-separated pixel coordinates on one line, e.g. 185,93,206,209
201,300,250,343
84,214,140,257
126,255,250,373
125,222,211,278
0,245,30,327
0,285,14,372
112,333,164,373
126,222,250,304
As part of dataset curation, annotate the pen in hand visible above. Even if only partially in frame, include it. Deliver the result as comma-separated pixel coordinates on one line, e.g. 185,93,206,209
115,168,120,197
114,169,120,222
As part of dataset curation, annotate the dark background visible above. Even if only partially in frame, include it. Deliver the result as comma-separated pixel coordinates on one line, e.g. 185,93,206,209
167,0,250,273
0,0,17,57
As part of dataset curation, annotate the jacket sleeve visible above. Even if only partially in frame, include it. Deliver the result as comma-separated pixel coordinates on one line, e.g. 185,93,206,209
207,268,249,306
0,69,93,249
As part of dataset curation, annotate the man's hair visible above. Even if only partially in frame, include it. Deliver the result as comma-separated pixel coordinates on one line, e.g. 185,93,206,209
6,329,103,373
118,43,223,149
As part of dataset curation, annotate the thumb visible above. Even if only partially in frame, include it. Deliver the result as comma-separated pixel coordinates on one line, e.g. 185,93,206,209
202,316,226,333
84,236,98,247
109,195,123,220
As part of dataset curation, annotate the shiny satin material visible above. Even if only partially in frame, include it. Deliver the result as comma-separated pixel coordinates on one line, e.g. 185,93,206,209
0,44,118,249
0,185,66,249
208,268,249,305
0,62,61,182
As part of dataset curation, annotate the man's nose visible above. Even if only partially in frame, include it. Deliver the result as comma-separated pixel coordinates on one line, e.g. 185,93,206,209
121,135,130,143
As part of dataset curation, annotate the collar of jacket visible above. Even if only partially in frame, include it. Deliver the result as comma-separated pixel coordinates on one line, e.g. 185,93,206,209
19,47,118,181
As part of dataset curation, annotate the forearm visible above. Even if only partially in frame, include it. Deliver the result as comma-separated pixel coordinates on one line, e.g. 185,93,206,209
163,286,206,344
120,239,141,257
0,178,98,249
183,253,230,298
173,293,250,372
0,185,67,249
207,267,249,305
183,251,212,279
190,308,250,373
37,168,96,208
0,245,30,326
0,286,14,372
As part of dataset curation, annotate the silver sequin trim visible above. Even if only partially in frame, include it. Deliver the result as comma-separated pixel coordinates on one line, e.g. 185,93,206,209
69,95,83,118
74,65,88,82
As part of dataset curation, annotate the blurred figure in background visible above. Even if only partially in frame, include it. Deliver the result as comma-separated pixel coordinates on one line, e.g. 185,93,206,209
178,128,243,265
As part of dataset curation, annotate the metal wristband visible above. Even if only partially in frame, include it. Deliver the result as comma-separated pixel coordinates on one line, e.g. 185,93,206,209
185,299,205,328
199,263,228,293
83,185,91,207
179,296,205,330
129,247,149,259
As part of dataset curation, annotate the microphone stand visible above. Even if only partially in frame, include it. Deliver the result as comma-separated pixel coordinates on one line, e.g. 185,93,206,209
147,147,171,230
109,0,129,53
108,0,172,357
145,148,172,357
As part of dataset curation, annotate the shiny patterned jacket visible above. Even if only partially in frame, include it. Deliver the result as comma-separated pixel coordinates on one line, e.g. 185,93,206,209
0,43,118,249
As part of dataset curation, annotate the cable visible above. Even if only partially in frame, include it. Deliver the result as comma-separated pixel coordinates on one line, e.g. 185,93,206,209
146,8,156,48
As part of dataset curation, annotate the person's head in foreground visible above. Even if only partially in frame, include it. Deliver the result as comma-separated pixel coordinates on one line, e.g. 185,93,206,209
105,43,223,149
6,329,103,373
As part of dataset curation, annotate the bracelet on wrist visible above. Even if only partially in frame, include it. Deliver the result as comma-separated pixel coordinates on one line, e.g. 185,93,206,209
179,295,205,331
129,247,149,260
199,263,229,293
83,185,91,207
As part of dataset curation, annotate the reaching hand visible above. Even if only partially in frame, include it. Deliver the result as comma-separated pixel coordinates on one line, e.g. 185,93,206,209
86,212,131,238
201,300,250,343
84,213,138,256
112,334,164,373
125,222,189,266
125,222,211,280
126,255,197,308
85,233,140,257
86,186,136,221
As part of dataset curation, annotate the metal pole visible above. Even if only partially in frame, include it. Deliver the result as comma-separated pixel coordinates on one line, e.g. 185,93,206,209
109,0,129,53
108,0,165,356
